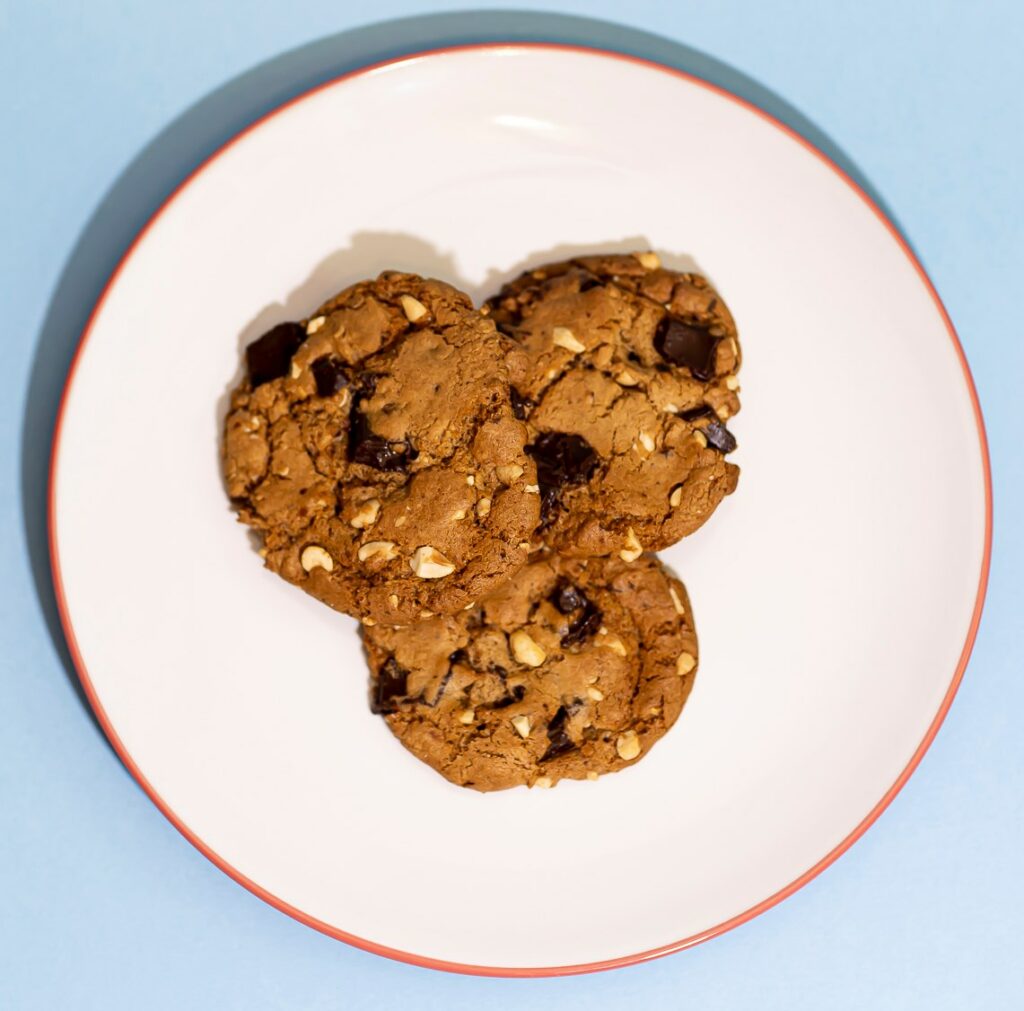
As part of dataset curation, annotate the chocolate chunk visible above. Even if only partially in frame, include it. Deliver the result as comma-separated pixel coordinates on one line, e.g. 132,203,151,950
679,405,715,422
550,581,603,648
490,684,526,709
526,432,600,525
654,316,719,380
350,429,413,471
371,657,409,714
348,382,417,471
537,491,560,528
577,272,603,292
702,419,738,454
527,432,600,485
553,582,586,614
510,386,533,420
540,705,577,762
311,356,348,397
562,599,602,648
357,372,381,396
448,648,469,666
245,322,305,387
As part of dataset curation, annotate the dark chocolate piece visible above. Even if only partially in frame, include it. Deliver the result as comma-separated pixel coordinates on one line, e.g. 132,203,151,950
311,356,348,397
553,582,586,614
245,322,305,387
550,581,603,648
679,405,715,422
540,705,577,762
702,419,738,454
526,432,600,525
510,386,533,420
562,599,602,649
490,684,526,709
347,379,416,472
371,657,409,714
654,316,718,380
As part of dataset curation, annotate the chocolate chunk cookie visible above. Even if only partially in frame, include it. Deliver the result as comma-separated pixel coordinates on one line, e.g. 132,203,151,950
485,252,741,558
363,553,699,791
223,272,540,624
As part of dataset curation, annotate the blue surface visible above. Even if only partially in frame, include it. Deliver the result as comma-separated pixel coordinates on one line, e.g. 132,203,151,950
2,1,1022,1006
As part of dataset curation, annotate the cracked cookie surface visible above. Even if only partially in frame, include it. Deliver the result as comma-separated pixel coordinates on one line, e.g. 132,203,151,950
485,252,741,558
363,552,699,791
223,272,539,624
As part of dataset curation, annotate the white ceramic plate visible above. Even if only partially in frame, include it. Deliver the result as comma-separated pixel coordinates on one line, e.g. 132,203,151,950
50,45,991,975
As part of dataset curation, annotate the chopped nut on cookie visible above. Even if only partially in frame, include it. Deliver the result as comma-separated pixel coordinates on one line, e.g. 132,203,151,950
361,553,699,791
483,255,741,557
223,272,539,624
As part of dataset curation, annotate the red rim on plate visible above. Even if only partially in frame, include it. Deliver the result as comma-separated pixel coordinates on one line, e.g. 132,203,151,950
47,43,993,977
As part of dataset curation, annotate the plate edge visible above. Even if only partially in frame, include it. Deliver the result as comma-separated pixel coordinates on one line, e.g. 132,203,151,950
46,40,994,978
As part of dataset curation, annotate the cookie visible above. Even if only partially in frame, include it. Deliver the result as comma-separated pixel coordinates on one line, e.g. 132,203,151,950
484,252,741,559
363,552,699,791
223,272,540,624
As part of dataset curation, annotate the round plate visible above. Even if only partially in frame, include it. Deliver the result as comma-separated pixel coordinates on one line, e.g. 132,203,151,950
49,44,990,976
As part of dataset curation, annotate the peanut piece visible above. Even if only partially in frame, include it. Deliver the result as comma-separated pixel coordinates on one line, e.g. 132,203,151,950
357,541,398,563
410,546,456,578
495,464,524,484
510,629,546,667
676,652,697,676
616,731,642,761
552,326,585,353
300,545,334,572
598,634,627,657
399,294,428,322
349,498,381,529
668,585,685,615
619,527,643,562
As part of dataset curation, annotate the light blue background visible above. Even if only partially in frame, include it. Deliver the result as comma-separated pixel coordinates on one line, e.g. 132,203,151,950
2,1,1021,1007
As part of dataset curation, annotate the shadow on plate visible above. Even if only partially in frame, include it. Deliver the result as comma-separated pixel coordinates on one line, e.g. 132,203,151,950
21,9,903,752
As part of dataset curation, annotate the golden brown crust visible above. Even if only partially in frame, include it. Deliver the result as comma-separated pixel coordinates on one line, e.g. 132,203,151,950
363,553,699,791
224,272,539,623
485,253,741,558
